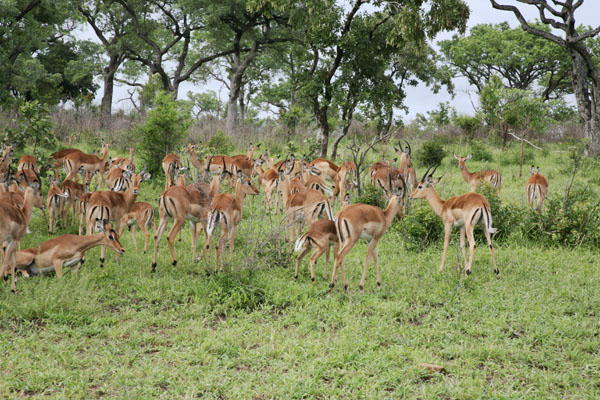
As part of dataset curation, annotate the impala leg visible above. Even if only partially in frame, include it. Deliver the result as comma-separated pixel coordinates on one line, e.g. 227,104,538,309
216,230,227,272
330,239,355,293
438,224,452,273
323,243,330,280
190,221,198,261
152,215,170,272
295,245,310,280
310,245,326,282
359,239,377,291
166,218,185,266
99,245,106,268
465,224,476,276
372,243,381,288
53,258,64,278
140,221,152,254
228,226,236,267
483,225,499,275
459,226,467,268
131,224,139,252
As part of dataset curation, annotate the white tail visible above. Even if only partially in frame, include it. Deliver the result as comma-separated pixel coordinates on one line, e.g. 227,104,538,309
207,210,221,236
483,206,498,234
294,234,308,252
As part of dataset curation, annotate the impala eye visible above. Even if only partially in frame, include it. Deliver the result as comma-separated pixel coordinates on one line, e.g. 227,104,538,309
418,185,423,189
109,234,114,240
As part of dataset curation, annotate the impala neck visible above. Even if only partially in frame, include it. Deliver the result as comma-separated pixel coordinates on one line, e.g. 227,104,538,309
21,187,35,226
235,180,246,210
77,233,108,253
123,187,138,209
383,196,402,228
187,148,200,167
422,187,445,218
460,163,473,182
100,146,109,162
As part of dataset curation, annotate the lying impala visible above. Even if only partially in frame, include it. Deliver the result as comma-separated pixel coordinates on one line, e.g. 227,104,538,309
152,176,220,272
454,154,502,195
294,219,339,282
0,186,34,292
86,166,151,267
526,166,548,212
118,202,156,253
409,165,498,276
205,173,259,272
15,220,125,278
329,176,406,292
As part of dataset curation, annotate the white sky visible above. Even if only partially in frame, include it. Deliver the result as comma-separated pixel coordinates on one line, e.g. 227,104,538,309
82,0,600,122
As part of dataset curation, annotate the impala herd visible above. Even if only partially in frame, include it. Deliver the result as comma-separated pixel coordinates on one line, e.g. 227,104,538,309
0,138,549,294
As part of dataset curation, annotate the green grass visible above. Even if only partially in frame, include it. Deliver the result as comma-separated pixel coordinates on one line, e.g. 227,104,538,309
1,142,599,398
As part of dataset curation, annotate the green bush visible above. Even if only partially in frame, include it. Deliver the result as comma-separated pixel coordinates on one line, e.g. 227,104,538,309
469,141,493,162
353,184,386,209
395,201,443,252
206,130,234,155
136,91,193,175
498,145,535,165
475,183,524,242
415,140,446,167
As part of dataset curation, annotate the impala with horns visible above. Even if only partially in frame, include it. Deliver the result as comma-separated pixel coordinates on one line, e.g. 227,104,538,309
294,219,339,282
409,165,499,276
328,175,406,292
204,173,259,273
47,175,69,234
64,140,110,186
332,161,357,203
395,141,417,192
372,166,406,199
152,176,221,272
162,153,182,189
110,147,135,171
526,166,548,212
0,186,34,292
118,202,156,253
86,165,151,267
16,220,125,278
454,154,502,195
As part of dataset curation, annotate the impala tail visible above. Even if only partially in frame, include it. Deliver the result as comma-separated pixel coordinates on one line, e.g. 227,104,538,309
483,206,497,234
294,233,309,252
207,210,224,236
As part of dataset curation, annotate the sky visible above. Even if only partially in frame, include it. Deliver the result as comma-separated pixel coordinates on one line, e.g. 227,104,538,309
82,0,600,122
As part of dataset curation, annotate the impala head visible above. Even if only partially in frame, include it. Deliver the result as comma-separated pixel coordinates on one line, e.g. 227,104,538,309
409,165,442,200
96,219,126,254
454,154,472,170
2,143,14,158
186,143,197,153
237,172,259,196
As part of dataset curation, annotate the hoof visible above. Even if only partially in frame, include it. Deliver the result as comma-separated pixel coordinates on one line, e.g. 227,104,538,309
466,269,471,276
344,284,348,292
11,289,16,294
3,275,8,282
377,281,381,287
494,268,499,275
359,284,364,292
172,260,177,266
328,283,334,292
151,262,157,273
99,257,104,268
311,276,315,282
294,275,298,281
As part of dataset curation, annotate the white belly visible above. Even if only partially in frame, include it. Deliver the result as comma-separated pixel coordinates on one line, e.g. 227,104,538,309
452,218,465,228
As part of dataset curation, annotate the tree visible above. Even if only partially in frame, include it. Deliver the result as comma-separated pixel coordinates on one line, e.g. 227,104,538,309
490,0,600,155
439,22,571,100
187,90,220,120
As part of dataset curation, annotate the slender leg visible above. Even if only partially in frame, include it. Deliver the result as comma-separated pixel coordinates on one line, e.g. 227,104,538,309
323,242,330,280
465,224,476,275
152,215,170,272
483,225,499,275
459,226,467,267
309,245,327,282
228,226,236,266
53,258,64,278
438,224,452,273
131,224,139,252
166,218,185,266
359,239,376,291
139,221,152,253
330,239,355,292
295,245,310,280
372,243,381,288
190,221,198,261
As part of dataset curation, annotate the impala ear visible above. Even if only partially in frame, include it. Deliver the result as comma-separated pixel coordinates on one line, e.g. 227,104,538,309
466,154,473,161
143,172,151,181
453,153,459,160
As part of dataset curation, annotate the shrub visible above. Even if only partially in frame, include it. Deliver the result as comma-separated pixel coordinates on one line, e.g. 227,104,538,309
475,183,524,242
395,201,444,252
206,130,233,155
415,140,446,167
469,141,493,162
353,184,386,209
136,91,193,175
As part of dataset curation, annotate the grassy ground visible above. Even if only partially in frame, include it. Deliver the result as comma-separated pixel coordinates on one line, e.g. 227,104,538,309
1,142,599,399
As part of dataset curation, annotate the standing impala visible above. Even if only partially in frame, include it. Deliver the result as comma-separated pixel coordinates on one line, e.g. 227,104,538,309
64,141,110,186
454,154,502,195
17,155,38,172
47,176,69,234
526,166,549,212
118,202,156,253
409,165,499,276
162,153,182,189
294,219,339,282
329,177,406,293
204,174,259,272
15,220,125,278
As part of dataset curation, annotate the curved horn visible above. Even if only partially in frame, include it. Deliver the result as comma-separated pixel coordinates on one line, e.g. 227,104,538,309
141,161,147,176
21,168,31,187
404,140,411,156
398,173,407,198
428,165,439,179
420,166,433,183
387,172,393,195
32,168,42,190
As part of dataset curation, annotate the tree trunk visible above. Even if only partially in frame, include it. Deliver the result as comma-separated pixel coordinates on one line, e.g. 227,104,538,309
519,135,524,178
100,55,122,130
317,108,329,158
225,80,240,135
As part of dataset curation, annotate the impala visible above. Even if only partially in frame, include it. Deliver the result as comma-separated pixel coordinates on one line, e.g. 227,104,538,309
308,158,339,182
231,143,261,162
333,161,357,202
86,166,150,267
162,153,182,189
329,184,405,292
110,147,135,171
118,202,156,253
260,167,280,209
409,165,499,276
0,186,34,292
77,192,92,235
186,144,204,173
204,174,259,272
395,141,417,192
50,148,82,177
14,168,46,217
15,220,125,278
17,155,38,172
152,176,220,272
294,219,339,282
369,158,396,183
526,166,549,212
64,141,110,186
0,144,14,176
372,167,406,199
47,176,69,234
61,172,92,226
454,154,502,195
106,166,133,192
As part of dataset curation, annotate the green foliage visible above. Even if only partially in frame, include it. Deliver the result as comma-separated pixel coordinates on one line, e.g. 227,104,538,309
395,201,444,252
469,141,493,162
187,90,220,119
5,100,55,152
453,113,482,140
475,183,524,242
136,91,193,174
353,184,386,209
205,274,267,317
416,140,446,167
498,145,536,165
206,130,234,155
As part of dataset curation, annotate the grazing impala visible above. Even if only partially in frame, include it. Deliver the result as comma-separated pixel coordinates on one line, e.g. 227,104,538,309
118,202,156,253
526,166,549,212
454,154,502,195
86,166,151,267
294,219,339,282
15,220,125,278
205,173,259,272
64,141,110,186
332,161,357,202
372,167,405,199
0,186,34,292
409,165,499,276
329,181,405,293
152,176,221,272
